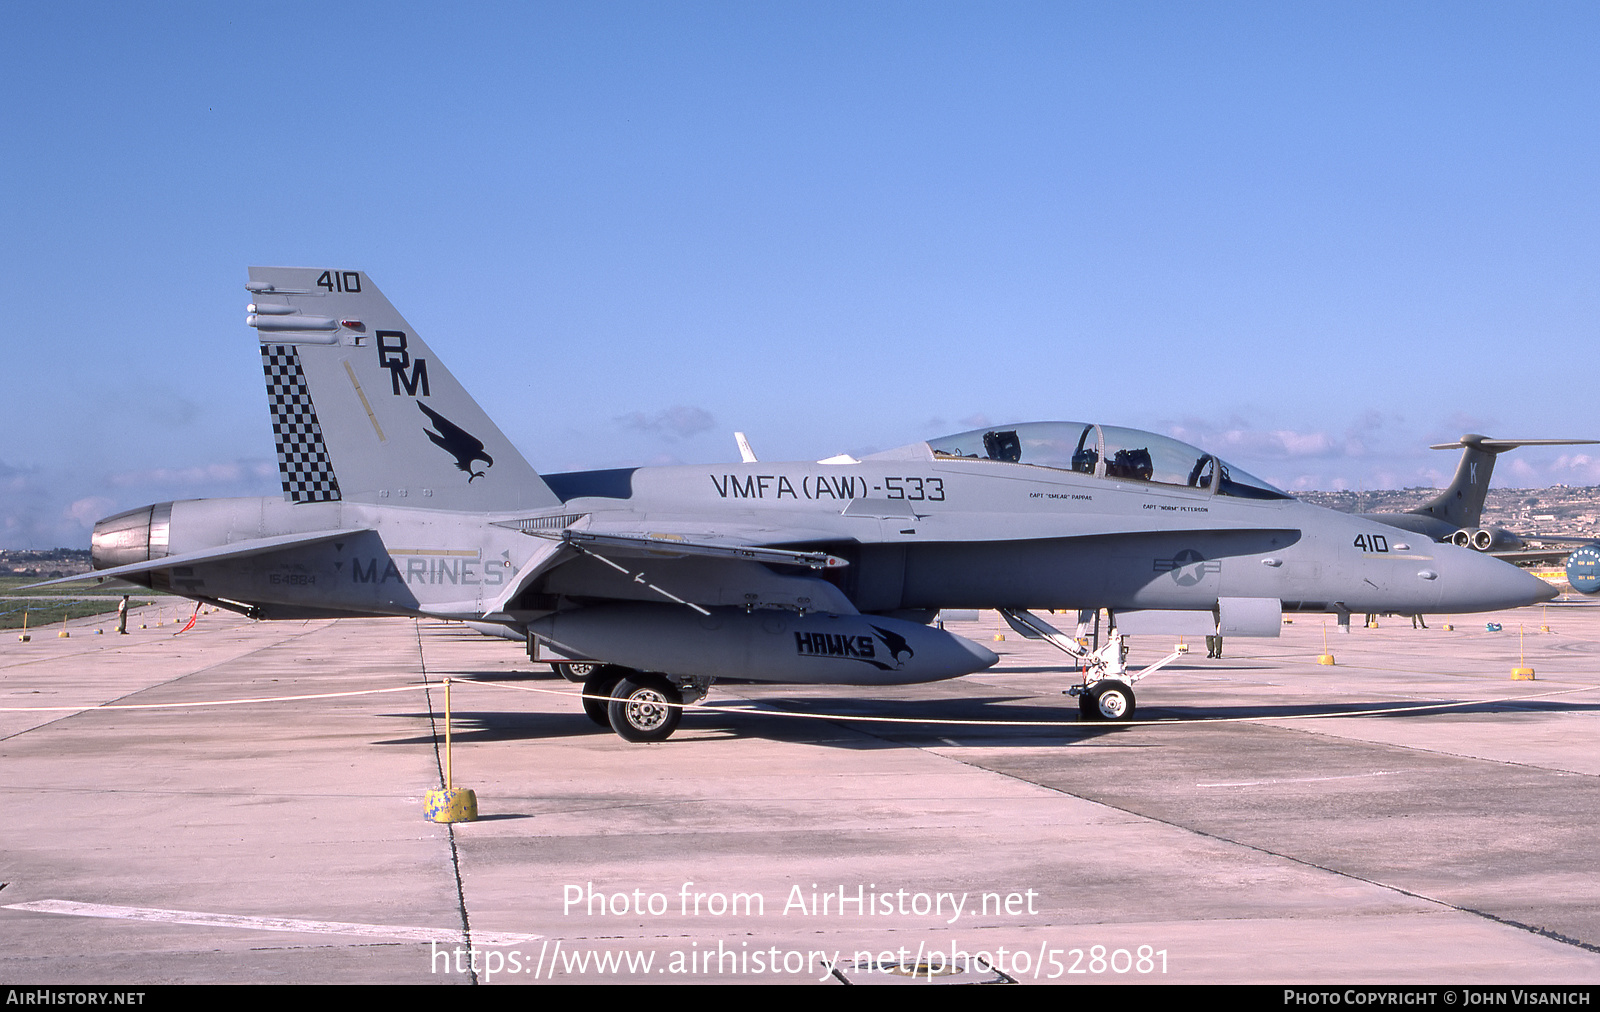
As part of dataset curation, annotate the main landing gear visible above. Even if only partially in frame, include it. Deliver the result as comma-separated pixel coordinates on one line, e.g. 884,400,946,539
553,661,602,683
998,608,1187,723
580,666,706,742
607,673,683,743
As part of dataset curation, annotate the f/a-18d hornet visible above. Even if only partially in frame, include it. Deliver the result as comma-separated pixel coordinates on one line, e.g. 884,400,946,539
52,268,1557,740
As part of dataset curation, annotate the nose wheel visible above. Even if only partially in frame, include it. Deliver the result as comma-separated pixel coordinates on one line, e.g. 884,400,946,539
995,609,1177,725
1079,679,1136,722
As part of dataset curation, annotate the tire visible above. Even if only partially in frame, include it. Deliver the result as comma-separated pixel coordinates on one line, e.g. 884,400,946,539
1078,690,1099,720
581,668,625,727
607,674,683,743
554,661,600,683
1091,680,1135,722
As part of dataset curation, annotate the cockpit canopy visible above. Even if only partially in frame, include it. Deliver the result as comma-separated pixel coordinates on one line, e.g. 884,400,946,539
928,421,1291,500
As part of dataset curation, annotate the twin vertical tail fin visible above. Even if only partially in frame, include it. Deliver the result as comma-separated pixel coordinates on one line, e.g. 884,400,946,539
246,267,562,512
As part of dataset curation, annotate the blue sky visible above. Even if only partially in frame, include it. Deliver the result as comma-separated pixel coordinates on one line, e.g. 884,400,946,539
3,2,1599,547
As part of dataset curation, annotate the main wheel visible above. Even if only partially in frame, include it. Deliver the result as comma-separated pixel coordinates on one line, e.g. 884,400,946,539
581,668,625,727
1091,680,1136,721
554,661,601,683
607,674,683,743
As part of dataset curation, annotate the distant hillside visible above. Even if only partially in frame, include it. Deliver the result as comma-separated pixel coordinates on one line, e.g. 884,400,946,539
1297,486,1600,539
1,548,93,578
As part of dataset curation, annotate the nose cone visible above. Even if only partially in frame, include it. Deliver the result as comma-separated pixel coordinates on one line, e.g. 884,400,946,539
1434,546,1558,612
1528,570,1562,604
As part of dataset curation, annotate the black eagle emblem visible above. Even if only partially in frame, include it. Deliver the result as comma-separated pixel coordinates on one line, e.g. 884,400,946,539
869,624,916,668
418,402,494,482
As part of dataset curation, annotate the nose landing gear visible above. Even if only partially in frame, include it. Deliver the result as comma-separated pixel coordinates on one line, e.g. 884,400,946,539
1079,679,1136,721
999,608,1187,723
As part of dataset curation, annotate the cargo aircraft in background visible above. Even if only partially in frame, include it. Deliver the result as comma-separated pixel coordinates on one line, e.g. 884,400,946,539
1357,434,1598,562
38,269,1557,740
1350,434,1600,596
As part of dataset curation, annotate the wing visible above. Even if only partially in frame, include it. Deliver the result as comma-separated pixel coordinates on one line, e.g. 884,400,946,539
1490,547,1580,566
482,518,859,618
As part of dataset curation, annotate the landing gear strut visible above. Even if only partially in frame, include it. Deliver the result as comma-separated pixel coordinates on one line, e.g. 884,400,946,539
999,608,1186,723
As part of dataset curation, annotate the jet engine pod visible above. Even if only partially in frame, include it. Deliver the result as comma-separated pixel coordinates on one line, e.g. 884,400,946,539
1566,544,1600,595
91,502,173,570
526,604,999,685
1473,527,1525,552
1454,527,1523,552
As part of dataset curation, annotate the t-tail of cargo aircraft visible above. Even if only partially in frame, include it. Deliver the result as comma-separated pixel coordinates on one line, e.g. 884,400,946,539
1361,434,1598,554
1412,435,1595,532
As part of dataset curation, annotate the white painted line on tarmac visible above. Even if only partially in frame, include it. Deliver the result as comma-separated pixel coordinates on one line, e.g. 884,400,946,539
3,899,541,946
1197,770,1411,788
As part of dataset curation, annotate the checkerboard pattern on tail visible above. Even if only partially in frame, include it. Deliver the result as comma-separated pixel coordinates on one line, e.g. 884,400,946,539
260,344,341,503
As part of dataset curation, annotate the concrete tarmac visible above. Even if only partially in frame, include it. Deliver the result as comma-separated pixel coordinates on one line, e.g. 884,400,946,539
3,602,1600,985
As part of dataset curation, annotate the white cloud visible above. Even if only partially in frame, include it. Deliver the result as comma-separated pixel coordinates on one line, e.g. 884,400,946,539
1166,423,1343,460
1505,459,1540,484
0,457,283,549
1549,454,1600,485
66,497,115,529
107,461,277,488
616,406,717,441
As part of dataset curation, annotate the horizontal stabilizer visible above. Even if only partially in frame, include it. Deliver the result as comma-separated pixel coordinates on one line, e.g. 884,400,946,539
22,528,374,589
1428,436,1599,451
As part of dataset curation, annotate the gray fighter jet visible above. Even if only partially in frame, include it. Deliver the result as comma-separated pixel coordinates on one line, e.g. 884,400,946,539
52,268,1557,739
